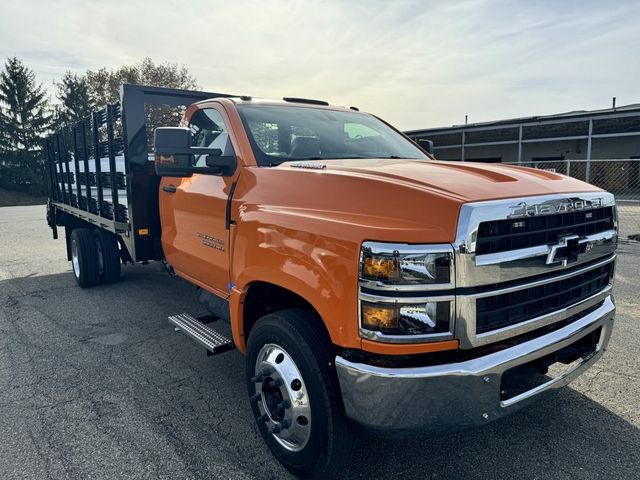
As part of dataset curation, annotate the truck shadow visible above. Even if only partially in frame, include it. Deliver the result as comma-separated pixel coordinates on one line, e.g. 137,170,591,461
1,267,638,480
342,386,640,480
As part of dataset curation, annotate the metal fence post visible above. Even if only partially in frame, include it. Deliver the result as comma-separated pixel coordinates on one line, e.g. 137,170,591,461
517,124,523,163
585,119,593,183
461,130,466,162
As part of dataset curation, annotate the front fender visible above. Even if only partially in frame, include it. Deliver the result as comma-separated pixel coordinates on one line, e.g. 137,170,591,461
230,218,360,352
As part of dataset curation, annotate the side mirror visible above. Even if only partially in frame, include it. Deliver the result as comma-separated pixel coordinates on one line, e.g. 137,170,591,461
154,127,195,177
154,127,237,177
155,127,193,156
418,138,434,155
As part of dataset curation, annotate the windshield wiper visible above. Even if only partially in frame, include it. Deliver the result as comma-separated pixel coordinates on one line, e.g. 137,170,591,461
270,157,323,166
269,160,295,167
271,156,366,166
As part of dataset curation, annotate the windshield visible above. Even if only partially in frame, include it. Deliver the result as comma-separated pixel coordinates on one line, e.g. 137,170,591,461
236,104,429,166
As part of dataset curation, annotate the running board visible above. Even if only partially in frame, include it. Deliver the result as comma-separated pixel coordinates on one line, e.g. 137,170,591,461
168,313,235,355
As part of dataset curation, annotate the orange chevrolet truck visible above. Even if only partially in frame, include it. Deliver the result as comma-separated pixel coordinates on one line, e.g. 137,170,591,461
45,84,618,478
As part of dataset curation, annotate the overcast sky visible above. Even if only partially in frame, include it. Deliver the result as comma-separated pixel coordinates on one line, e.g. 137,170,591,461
1,0,639,130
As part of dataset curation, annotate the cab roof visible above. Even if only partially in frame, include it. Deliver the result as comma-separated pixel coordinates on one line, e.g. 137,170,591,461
196,95,360,112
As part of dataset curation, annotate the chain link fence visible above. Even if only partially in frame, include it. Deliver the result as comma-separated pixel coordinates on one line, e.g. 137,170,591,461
504,159,640,242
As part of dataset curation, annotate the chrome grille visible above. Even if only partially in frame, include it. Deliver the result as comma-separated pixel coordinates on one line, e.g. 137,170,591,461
476,206,615,255
454,192,617,348
475,260,614,334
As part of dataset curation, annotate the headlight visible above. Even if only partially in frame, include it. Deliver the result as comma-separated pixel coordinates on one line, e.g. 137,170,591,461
361,300,452,335
358,242,455,343
360,243,453,286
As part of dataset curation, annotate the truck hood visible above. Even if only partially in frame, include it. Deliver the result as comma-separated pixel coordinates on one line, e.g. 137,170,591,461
238,158,603,245
281,158,601,203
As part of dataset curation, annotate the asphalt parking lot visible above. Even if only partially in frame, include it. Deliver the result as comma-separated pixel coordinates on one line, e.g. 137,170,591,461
1,205,639,480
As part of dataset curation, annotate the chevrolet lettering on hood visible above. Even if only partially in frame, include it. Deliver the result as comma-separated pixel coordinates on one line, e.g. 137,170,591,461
508,197,605,218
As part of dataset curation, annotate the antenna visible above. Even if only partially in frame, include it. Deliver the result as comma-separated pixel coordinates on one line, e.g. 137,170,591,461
465,114,468,125
612,97,616,110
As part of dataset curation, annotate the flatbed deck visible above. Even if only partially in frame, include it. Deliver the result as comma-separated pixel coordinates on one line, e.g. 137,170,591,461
45,84,235,262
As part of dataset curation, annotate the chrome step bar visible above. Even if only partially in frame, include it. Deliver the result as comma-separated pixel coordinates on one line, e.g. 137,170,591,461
168,313,235,355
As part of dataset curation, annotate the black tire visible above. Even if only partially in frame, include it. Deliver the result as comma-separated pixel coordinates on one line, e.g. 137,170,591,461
246,309,354,479
70,228,99,288
94,229,121,284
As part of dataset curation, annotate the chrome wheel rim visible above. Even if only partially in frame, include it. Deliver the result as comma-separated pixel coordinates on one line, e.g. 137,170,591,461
71,239,80,278
253,344,311,452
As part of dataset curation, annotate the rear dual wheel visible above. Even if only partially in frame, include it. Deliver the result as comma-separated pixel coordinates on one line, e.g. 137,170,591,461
70,229,99,288
70,228,121,287
94,229,121,284
246,310,353,479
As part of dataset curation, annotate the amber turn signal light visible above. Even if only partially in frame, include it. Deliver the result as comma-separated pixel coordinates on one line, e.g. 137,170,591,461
361,303,399,330
361,256,400,281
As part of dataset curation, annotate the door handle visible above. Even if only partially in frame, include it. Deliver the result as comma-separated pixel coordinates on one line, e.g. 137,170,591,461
163,185,177,193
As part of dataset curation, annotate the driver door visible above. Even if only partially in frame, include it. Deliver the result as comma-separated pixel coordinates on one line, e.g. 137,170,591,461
159,105,238,298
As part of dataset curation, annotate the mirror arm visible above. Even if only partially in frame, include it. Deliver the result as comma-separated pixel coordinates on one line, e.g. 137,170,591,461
205,154,237,176
193,147,223,156
191,166,223,175
155,146,223,156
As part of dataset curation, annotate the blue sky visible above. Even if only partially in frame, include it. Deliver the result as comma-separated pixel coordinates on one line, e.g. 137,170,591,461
1,0,638,130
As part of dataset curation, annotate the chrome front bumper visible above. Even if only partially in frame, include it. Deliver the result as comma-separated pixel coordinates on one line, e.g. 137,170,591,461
335,295,615,436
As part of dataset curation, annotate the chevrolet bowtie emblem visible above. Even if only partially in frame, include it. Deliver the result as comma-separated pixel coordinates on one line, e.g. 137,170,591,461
546,234,591,266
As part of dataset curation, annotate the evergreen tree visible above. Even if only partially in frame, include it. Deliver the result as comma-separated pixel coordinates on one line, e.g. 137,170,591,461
0,56,52,153
54,71,91,127
0,57,52,194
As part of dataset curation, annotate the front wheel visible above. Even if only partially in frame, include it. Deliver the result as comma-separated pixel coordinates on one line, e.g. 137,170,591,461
246,310,353,479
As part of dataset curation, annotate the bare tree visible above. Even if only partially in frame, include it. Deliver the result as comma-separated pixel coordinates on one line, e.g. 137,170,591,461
86,58,199,108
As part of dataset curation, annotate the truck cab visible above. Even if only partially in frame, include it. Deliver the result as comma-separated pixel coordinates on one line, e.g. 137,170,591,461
46,85,617,479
